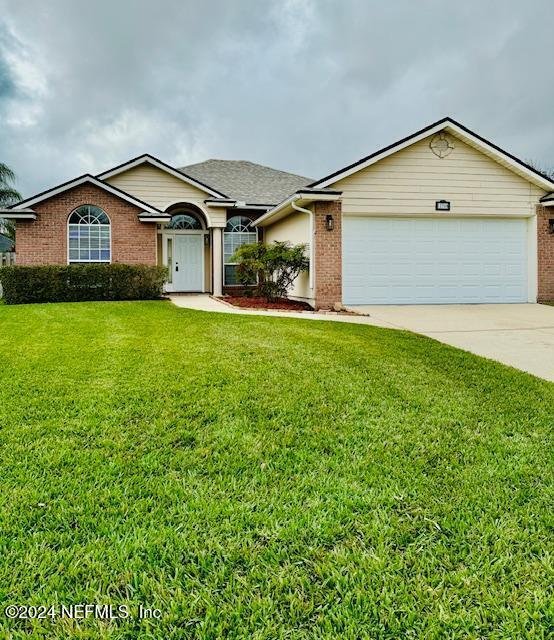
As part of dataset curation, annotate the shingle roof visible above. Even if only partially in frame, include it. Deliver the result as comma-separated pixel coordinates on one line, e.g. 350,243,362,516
178,159,312,205
0,233,14,252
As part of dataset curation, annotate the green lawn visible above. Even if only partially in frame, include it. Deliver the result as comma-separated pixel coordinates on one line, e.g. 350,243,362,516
0,301,552,639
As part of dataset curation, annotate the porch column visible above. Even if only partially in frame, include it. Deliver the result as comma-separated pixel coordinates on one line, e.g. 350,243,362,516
313,200,342,310
212,227,223,297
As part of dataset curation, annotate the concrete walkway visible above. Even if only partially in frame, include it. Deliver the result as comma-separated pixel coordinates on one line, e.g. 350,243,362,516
169,294,394,327
170,295,554,382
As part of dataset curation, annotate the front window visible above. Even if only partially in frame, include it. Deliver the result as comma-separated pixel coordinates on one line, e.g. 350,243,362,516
224,215,257,285
166,212,203,230
68,205,111,263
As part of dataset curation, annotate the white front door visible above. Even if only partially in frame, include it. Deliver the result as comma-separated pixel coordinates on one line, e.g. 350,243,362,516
173,235,204,291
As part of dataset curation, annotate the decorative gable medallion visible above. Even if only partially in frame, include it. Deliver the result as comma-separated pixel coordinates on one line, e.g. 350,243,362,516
430,132,454,158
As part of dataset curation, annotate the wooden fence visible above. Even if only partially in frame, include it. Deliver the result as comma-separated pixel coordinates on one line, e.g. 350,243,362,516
1,252,15,266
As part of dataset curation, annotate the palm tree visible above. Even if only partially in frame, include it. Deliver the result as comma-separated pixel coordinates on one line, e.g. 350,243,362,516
0,162,22,242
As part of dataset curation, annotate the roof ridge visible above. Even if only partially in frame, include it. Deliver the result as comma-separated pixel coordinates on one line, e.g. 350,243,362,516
178,158,312,181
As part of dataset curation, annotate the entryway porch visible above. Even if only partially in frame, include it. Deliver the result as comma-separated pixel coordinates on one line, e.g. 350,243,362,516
159,202,258,295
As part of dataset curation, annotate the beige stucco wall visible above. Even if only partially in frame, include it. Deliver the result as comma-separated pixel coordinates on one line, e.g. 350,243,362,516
105,164,227,226
331,134,545,216
264,209,313,302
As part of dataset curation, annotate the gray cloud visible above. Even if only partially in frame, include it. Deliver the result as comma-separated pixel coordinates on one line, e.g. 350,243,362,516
0,0,553,197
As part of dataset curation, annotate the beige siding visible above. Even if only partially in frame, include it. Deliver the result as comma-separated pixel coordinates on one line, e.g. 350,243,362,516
265,210,313,302
332,134,546,216
105,164,226,226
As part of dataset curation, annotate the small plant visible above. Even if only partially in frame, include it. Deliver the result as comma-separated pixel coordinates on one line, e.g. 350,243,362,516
232,241,309,301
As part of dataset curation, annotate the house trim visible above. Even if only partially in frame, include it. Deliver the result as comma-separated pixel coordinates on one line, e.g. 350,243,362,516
254,190,342,227
204,198,274,212
540,193,554,206
309,117,554,192
8,174,164,216
97,154,228,199
0,208,37,220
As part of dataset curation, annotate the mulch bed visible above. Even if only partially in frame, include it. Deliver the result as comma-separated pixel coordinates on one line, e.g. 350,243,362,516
219,296,314,311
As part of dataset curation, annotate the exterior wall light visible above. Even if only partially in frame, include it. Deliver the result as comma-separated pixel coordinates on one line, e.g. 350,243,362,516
435,200,451,212
326,214,334,231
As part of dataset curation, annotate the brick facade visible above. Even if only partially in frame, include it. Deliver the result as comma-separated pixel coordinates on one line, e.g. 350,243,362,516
537,205,554,302
313,200,342,309
15,183,157,266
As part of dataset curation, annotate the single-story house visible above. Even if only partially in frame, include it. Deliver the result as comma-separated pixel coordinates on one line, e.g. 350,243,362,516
2,117,554,307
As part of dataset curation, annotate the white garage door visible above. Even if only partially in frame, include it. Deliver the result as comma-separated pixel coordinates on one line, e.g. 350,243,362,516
343,217,528,304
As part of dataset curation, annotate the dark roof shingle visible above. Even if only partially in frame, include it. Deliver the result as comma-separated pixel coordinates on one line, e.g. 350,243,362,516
179,159,312,205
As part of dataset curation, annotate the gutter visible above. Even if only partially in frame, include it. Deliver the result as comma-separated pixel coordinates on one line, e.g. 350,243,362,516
254,189,341,227
0,208,37,220
291,197,315,290
540,192,554,206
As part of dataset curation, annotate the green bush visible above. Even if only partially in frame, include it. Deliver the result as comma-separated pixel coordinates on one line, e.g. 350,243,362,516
232,241,309,301
0,264,168,305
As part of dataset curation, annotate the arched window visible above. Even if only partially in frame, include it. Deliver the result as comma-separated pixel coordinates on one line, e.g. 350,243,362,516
225,216,254,232
166,212,203,230
68,205,111,263
224,215,257,285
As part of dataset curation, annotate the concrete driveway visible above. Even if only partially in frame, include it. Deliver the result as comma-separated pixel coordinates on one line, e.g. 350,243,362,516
350,304,554,382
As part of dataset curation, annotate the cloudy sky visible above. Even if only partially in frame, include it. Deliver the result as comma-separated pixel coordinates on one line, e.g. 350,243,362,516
0,0,553,197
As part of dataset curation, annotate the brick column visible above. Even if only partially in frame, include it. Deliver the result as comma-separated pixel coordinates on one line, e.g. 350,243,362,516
313,200,342,310
537,205,554,302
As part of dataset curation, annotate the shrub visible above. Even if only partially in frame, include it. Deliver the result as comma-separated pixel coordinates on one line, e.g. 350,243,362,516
0,264,167,305
232,241,309,301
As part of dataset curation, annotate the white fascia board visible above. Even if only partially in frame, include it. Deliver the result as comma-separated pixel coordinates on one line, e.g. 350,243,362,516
204,200,273,212
444,123,554,191
235,204,273,211
311,122,448,188
98,155,226,198
11,175,163,215
296,191,342,201
253,194,302,227
254,192,341,227
312,119,554,192
204,199,237,208
138,213,172,222
0,208,37,220
542,200,554,207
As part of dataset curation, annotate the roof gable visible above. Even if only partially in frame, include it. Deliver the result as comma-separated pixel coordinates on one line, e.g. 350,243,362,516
9,174,164,215
310,117,554,192
97,154,227,198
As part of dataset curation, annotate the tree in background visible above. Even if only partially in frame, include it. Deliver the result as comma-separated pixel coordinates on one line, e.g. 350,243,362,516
527,160,554,181
0,163,22,242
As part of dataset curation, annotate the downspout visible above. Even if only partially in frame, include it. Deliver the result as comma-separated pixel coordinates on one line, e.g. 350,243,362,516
291,196,314,291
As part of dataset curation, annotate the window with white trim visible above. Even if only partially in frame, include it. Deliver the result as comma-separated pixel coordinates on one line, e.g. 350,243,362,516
166,212,203,230
224,215,257,285
68,205,111,263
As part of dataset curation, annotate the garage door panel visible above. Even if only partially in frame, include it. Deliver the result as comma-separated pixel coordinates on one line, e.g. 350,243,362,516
343,217,528,304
